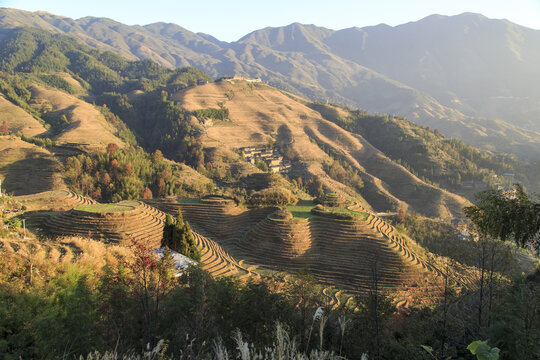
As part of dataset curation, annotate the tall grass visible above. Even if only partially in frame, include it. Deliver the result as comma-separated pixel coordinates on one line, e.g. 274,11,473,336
213,322,345,360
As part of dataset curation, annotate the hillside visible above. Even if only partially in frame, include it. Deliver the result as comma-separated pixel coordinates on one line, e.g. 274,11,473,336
0,28,529,210
30,84,124,150
0,136,66,195
0,93,46,136
1,9,539,160
173,79,469,217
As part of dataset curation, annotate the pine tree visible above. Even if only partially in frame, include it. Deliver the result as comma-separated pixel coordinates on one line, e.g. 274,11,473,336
162,214,174,249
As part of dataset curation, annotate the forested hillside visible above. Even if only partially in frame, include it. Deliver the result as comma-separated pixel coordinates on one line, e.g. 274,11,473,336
0,28,211,164
309,103,528,192
0,27,533,210
1,9,539,160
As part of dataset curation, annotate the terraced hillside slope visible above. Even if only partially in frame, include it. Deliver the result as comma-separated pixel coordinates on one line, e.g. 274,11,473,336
41,201,166,249
0,136,66,195
173,80,469,218
146,197,447,306
16,190,95,212
239,213,445,304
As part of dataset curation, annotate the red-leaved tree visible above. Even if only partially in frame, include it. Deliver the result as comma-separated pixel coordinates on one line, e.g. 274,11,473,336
0,121,9,135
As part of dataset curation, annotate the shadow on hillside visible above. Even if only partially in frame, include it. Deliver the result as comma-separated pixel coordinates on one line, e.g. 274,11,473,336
2,157,58,195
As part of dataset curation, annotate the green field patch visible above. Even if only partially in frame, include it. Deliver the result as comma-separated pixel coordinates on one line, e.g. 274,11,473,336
285,200,315,219
179,197,202,204
328,207,368,220
75,202,135,213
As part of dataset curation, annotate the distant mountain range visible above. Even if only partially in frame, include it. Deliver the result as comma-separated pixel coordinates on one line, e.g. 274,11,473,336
1,8,539,159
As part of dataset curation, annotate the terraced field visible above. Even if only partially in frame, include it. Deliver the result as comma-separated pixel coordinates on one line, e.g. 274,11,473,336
237,214,445,305
144,197,451,306
40,200,167,248
0,136,66,195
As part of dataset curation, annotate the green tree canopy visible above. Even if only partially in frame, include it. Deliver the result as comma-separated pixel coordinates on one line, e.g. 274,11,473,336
464,184,540,250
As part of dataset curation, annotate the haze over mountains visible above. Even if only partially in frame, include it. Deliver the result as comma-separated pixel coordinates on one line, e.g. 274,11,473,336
1,8,540,159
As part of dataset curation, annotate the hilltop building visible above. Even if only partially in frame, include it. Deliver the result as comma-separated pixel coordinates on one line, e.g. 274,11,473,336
218,75,262,83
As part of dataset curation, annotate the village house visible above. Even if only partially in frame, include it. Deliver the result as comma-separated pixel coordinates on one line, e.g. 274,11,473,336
240,146,290,174
461,180,474,189
451,218,469,240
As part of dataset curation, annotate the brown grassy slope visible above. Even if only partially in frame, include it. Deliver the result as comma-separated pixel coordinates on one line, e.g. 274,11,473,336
0,236,133,288
29,85,124,151
0,93,47,136
173,81,469,218
0,136,66,195
51,72,86,94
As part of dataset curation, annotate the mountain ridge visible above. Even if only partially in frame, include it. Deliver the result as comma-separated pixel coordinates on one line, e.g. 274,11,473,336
0,8,539,160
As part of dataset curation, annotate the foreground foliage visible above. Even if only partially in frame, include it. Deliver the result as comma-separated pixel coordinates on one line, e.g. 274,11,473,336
1,235,538,359
465,185,540,251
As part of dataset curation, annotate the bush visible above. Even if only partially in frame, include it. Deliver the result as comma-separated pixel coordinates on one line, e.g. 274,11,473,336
271,209,293,220
248,187,298,207
8,217,21,230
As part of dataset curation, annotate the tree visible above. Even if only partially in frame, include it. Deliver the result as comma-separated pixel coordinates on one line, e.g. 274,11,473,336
106,143,118,154
0,121,9,135
153,150,164,163
161,211,199,261
142,187,153,199
155,178,166,198
396,207,406,224
162,214,174,248
353,254,394,359
122,239,176,346
464,184,540,251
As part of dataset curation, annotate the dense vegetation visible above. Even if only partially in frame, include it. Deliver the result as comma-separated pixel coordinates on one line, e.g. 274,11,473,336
162,212,200,261
193,106,229,120
64,146,184,202
96,90,205,167
1,234,538,359
0,28,211,166
247,186,298,206
465,185,540,251
309,103,523,192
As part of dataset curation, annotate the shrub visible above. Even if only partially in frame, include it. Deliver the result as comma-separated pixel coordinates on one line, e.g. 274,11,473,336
272,209,293,220
248,187,298,207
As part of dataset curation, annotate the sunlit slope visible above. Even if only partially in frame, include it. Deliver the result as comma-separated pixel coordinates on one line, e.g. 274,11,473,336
29,85,124,150
174,80,468,217
0,93,47,136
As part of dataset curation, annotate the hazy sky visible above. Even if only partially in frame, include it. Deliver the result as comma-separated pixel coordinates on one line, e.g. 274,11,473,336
1,0,539,41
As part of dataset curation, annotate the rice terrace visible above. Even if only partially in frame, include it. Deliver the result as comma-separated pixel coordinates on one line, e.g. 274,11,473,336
0,4,539,359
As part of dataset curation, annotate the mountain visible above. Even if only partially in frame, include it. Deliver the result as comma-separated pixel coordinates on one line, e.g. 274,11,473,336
1,8,539,161
0,9,539,160
326,13,540,130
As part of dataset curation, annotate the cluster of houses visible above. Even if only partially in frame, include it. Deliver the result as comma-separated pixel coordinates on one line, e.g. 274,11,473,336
241,146,291,174
451,219,470,241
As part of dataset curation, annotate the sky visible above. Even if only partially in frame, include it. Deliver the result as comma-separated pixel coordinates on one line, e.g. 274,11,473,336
1,0,539,41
